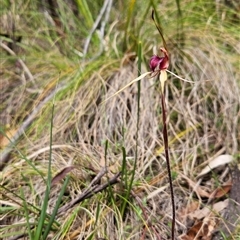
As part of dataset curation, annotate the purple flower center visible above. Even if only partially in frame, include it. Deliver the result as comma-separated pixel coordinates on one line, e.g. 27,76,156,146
150,56,164,71
149,48,169,72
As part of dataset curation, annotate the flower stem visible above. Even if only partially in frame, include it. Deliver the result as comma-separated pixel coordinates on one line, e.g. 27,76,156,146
161,90,175,239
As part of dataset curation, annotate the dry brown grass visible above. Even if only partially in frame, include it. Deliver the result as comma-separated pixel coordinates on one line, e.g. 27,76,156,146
1,0,240,239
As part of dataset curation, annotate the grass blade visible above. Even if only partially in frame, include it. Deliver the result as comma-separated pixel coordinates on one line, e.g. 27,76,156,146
123,0,136,50
20,187,33,239
75,0,93,28
34,103,55,239
42,175,70,239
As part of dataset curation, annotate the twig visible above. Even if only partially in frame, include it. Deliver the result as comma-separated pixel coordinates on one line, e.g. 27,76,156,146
58,169,120,214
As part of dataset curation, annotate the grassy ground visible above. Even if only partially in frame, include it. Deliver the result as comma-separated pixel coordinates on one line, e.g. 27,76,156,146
0,0,239,239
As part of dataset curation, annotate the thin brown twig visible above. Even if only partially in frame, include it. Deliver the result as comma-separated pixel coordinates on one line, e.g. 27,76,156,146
58,169,121,214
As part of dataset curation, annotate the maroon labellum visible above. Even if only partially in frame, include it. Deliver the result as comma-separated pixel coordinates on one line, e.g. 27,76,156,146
149,48,169,72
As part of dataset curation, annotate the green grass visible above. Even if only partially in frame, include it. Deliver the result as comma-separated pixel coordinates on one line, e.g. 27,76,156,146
0,0,239,239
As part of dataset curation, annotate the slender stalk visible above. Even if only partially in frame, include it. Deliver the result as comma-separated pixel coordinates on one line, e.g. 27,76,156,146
161,90,175,239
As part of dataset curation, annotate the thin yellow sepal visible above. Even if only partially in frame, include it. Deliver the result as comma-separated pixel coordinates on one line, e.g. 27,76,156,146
101,71,151,104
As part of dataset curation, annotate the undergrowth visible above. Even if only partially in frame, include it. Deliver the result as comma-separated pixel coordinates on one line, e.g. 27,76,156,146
0,0,239,239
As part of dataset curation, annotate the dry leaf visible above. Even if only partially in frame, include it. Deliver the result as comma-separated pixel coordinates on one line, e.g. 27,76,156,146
179,222,205,240
189,206,211,220
209,184,232,200
0,128,17,148
202,218,216,239
180,173,210,198
197,155,233,178
180,216,217,240
189,199,228,220
179,201,200,217
51,166,74,185
187,221,203,239
179,235,192,240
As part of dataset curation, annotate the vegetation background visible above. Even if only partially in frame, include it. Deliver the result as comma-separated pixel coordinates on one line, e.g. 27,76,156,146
0,0,239,239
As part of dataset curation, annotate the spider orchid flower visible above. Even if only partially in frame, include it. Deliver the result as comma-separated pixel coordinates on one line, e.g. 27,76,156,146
149,47,169,92
101,9,194,105
150,48,169,71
